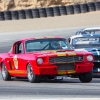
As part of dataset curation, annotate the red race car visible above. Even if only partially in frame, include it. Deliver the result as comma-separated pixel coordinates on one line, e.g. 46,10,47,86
0,36,94,83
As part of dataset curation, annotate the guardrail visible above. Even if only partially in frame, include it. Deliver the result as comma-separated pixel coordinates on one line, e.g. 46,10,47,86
0,1,100,21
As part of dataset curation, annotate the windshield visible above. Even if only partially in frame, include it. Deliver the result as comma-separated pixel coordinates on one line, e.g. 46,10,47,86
72,37,100,49
25,38,72,52
80,30,100,34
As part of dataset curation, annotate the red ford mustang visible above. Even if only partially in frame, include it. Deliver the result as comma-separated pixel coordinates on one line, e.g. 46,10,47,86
0,36,94,83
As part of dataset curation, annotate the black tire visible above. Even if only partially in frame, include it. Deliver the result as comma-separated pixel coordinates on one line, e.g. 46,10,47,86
39,8,47,17
11,10,19,20
94,1,100,11
78,71,93,83
46,7,54,17
32,9,40,18
18,10,26,19
66,5,74,15
73,4,81,14
53,6,61,16
27,64,41,83
87,2,96,12
80,3,88,13
59,6,67,15
1,63,11,81
25,9,33,19
0,12,5,20
4,11,12,20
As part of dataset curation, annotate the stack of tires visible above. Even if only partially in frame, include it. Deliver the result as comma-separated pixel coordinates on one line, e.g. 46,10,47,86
32,9,40,18
4,11,12,20
87,2,96,12
25,9,33,19
46,7,54,17
11,10,19,20
80,3,88,13
39,8,47,17
59,6,67,15
73,4,81,14
66,5,74,15
53,6,61,16
18,10,26,19
94,1,100,11
0,12,4,21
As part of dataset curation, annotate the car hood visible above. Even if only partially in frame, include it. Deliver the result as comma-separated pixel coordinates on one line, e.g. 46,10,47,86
75,48,100,56
27,50,91,57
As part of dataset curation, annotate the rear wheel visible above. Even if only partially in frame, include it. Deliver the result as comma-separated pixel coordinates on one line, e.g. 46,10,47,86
78,71,93,83
27,64,41,83
1,63,11,81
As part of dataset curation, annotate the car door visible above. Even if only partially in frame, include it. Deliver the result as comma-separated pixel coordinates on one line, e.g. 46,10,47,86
9,41,26,76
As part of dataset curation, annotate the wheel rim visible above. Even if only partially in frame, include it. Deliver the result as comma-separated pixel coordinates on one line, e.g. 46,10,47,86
27,65,33,80
1,64,7,79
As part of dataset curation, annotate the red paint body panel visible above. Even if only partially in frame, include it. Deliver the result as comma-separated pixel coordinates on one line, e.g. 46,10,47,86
0,37,94,77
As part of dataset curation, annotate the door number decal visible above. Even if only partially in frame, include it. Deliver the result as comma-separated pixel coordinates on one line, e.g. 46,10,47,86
13,55,18,69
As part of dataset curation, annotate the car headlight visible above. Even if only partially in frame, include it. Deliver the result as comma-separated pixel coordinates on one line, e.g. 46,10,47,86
37,58,43,64
87,55,93,61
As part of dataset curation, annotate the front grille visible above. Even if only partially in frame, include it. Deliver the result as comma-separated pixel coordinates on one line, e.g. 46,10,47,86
95,56,100,60
49,56,83,63
56,63,75,70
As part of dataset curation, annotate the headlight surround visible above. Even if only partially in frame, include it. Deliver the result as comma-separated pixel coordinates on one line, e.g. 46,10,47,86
87,55,93,61
37,58,43,65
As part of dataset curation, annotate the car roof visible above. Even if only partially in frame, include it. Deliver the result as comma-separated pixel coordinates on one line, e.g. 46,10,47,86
17,36,64,42
76,27,100,32
70,34,100,39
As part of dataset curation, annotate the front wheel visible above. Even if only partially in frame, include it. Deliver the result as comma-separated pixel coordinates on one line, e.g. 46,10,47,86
78,71,93,83
27,64,41,83
1,63,11,81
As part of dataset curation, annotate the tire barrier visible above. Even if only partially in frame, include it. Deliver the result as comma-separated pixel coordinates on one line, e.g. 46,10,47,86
80,3,88,13
53,6,61,16
59,6,67,15
0,1,100,21
11,10,19,20
87,2,96,12
4,11,12,20
46,7,54,17
32,9,40,18
66,5,74,15
73,4,81,14
94,1,100,11
18,10,26,19
25,9,33,19
39,8,47,17
0,12,5,20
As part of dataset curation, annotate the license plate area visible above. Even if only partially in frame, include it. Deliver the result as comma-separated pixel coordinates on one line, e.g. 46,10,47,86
56,63,75,70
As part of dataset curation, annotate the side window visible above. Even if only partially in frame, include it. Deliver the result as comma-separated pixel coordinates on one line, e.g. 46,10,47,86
14,42,23,54
68,38,70,43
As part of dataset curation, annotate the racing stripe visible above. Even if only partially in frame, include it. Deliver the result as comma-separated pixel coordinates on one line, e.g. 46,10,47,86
67,52,76,56
57,53,66,56
67,70,76,74
58,70,66,74
8,70,27,74
58,70,76,74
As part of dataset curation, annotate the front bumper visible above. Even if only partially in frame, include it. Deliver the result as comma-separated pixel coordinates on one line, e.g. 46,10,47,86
35,63,93,75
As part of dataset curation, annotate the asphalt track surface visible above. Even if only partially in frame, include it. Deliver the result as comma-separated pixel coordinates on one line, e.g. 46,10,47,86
0,27,100,99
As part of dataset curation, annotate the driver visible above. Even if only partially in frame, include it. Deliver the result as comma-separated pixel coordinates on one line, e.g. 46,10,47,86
50,41,62,49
